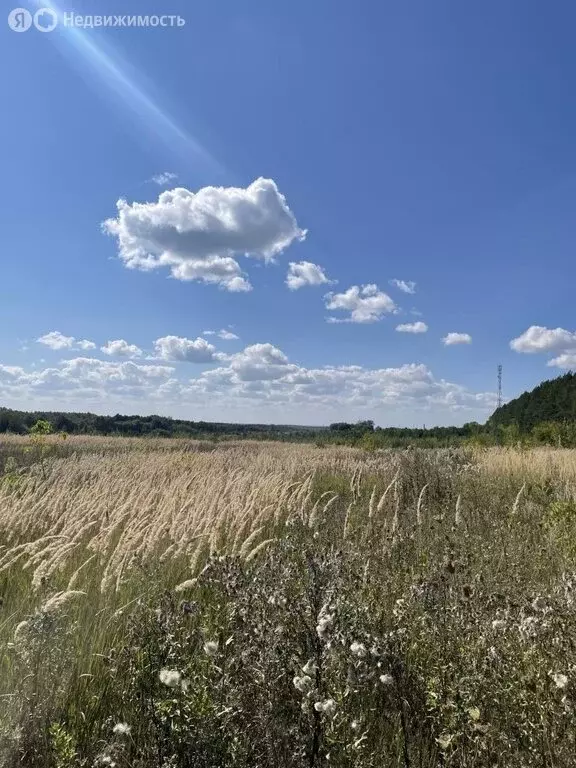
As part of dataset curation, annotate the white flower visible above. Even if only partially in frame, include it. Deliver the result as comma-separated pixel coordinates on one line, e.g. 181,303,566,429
316,606,334,640
379,673,394,686
181,678,191,693
491,619,506,630
351,719,360,731
436,733,454,751
293,674,313,693
203,640,219,657
314,698,337,718
302,659,317,675
112,722,131,736
350,641,367,658
552,672,569,689
159,669,181,688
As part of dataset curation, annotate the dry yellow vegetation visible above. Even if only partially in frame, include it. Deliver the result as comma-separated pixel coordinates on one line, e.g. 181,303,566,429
1,436,576,766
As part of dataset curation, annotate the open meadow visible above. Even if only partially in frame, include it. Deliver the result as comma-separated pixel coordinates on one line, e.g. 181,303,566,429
1,435,576,767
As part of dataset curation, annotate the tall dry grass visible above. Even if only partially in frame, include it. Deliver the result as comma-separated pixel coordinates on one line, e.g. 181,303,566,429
1,436,576,766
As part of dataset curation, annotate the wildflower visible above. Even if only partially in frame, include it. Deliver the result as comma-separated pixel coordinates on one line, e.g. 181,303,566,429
293,674,313,693
551,672,569,689
467,707,480,722
350,641,367,658
531,596,547,612
314,698,337,718
181,678,190,693
436,733,454,751
491,619,506,630
204,640,219,657
112,722,131,736
379,673,394,686
159,669,181,688
351,719,360,731
302,659,317,675
519,615,538,638
316,606,334,640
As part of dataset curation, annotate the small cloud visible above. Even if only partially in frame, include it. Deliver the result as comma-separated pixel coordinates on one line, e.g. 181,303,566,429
548,353,576,369
37,331,75,350
286,261,334,290
154,335,220,363
442,332,472,346
324,284,396,324
217,330,239,340
510,325,576,354
203,329,239,340
101,339,143,358
390,279,416,295
396,321,428,334
37,331,96,351
151,172,178,186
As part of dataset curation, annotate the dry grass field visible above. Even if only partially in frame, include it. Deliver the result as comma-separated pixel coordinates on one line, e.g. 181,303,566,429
1,435,576,767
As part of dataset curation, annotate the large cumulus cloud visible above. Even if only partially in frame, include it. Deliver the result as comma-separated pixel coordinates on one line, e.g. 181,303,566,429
102,178,306,292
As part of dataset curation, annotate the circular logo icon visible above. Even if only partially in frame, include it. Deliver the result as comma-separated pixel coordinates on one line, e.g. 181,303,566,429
8,7,32,31
34,7,57,32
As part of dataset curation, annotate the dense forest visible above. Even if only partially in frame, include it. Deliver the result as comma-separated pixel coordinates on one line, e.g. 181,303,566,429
0,407,477,446
489,372,576,431
1,371,576,447
0,408,322,441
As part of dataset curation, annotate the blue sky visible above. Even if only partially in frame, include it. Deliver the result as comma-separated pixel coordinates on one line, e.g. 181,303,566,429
1,0,575,426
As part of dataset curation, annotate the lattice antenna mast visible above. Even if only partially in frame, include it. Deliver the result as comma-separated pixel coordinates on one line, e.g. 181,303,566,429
497,364,503,410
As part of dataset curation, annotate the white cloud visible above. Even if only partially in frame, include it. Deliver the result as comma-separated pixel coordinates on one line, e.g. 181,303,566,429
390,279,416,294
102,177,306,292
153,335,219,363
1,342,495,422
442,332,472,346
203,329,239,341
510,326,576,354
324,284,396,324
548,353,576,369
101,339,143,358
0,357,174,403
286,261,334,290
151,172,178,186
37,331,96,351
228,343,295,381
38,331,74,350
396,321,428,334
188,348,495,415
